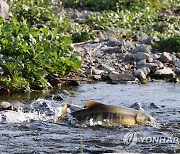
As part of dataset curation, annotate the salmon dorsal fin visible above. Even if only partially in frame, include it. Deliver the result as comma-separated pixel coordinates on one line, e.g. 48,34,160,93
85,101,104,109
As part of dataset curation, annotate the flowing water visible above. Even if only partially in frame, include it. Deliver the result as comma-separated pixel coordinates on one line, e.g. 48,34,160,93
0,81,180,153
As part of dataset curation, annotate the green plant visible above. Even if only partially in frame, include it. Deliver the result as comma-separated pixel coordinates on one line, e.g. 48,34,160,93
0,1,82,92
153,35,180,53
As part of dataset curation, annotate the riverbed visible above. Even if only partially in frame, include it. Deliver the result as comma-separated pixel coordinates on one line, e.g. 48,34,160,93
0,81,180,153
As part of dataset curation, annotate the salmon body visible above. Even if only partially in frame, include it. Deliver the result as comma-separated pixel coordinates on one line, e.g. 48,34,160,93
56,101,156,127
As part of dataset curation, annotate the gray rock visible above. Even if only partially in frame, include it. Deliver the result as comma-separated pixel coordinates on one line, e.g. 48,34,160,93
134,67,150,79
102,46,121,54
93,75,101,80
159,52,172,63
123,53,134,62
137,63,158,72
134,52,150,61
154,60,164,69
173,60,180,68
99,64,116,74
108,72,136,84
134,69,146,79
132,44,151,53
152,67,176,79
0,67,4,75
146,57,154,63
136,33,148,42
129,102,144,111
137,59,146,65
124,40,135,50
174,67,180,77
0,0,12,19
107,37,122,47
92,68,104,75
143,35,160,44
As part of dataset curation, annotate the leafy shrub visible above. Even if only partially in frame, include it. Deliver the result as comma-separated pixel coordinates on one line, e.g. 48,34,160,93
0,1,82,92
153,35,180,53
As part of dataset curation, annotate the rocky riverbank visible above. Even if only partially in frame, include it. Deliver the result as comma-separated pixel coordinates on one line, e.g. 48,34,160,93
59,7,179,84
73,34,180,84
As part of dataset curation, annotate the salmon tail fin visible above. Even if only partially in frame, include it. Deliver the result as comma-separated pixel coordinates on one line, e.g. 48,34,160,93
55,104,68,123
85,101,104,109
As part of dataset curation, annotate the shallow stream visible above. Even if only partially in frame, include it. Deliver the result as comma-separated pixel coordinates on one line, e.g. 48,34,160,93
0,81,180,153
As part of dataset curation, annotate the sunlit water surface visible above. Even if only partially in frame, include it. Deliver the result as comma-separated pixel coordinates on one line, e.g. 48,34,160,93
0,81,180,153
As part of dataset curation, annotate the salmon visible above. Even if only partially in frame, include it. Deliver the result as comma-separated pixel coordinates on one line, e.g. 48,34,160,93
56,101,156,127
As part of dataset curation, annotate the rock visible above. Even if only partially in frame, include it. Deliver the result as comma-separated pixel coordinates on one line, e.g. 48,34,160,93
102,46,121,54
136,33,148,42
137,63,158,72
159,52,172,63
92,68,104,75
124,40,135,51
152,67,176,80
134,67,150,79
134,69,146,79
131,44,151,53
173,60,180,68
11,102,24,111
176,53,180,59
137,59,146,65
45,94,64,101
149,103,159,109
123,53,134,62
107,72,136,84
129,102,144,111
93,74,101,80
0,101,11,110
99,64,116,74
154,60,164,69
143,35,160,44
0,0,12,19
107,37,122,47
146,56,154,63
134,52,150,61
174,67,180,77
0,67,4,75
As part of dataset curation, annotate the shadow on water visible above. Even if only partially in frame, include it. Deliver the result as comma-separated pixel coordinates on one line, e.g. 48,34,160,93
0,81,180,153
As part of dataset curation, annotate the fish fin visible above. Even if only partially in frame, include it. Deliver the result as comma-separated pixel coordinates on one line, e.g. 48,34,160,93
55,104,68,123
85,101,104,109
60,104,68,116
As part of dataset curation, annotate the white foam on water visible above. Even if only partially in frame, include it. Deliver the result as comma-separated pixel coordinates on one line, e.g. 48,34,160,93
1,110,53,123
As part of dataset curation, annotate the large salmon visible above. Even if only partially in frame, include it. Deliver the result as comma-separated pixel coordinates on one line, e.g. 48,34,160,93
56,101,156,127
